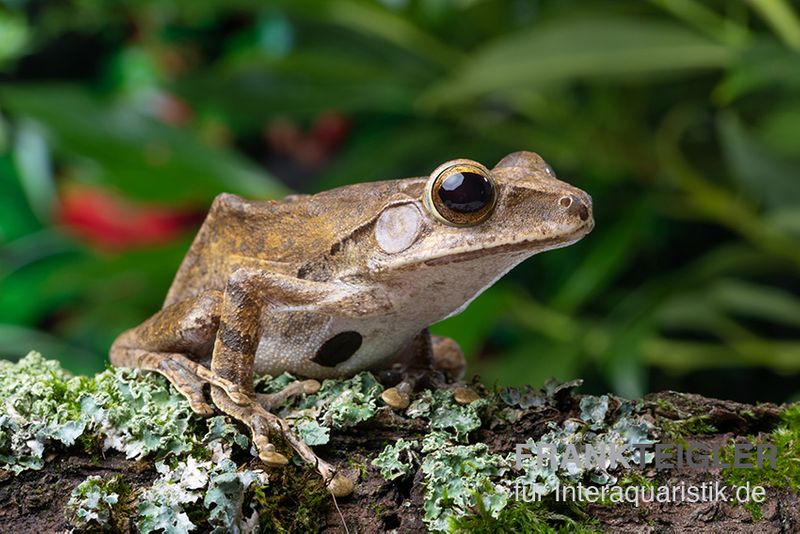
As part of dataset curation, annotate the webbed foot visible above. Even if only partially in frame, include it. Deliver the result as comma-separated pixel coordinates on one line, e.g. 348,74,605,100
211,385,354,497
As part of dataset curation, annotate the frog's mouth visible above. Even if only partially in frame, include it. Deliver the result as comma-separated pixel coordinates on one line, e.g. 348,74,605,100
421,222,593,267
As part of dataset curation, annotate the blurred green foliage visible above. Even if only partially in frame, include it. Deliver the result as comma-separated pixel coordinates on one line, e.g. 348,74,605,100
0,0,798,402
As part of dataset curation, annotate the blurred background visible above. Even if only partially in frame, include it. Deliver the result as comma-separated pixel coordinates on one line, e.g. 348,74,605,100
0,0,798,403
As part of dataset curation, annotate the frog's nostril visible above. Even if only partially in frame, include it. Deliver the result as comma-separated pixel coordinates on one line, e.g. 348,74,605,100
560,194,590,221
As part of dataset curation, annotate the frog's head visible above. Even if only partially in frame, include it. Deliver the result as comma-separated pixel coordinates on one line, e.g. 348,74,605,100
368,151,593,277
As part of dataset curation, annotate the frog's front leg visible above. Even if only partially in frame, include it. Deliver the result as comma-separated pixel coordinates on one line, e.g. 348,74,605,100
110,291,251,415
208,268,357,497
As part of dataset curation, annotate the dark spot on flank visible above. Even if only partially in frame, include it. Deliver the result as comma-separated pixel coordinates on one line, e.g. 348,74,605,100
312,331,362,367
330,241,341,256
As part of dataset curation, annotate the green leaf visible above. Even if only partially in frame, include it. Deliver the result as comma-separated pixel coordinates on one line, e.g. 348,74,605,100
421,15,733,106
180,48,425,130
715,40,800,102
551,203,650,313
0,154,42,241
718,111,800,210
710,279,800,329
293,0,462,69
0,85,289,202
0,12,28,68
0,325,100,375
755,101,800,158
12,119,56,223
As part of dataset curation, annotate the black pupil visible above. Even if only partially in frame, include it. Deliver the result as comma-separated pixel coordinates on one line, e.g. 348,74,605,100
438,171,493,213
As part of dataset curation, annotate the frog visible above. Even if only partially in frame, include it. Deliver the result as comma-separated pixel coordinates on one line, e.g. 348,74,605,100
110,151,593,496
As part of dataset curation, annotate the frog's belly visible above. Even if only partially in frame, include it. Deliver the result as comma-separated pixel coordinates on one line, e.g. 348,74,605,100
253,311,418,379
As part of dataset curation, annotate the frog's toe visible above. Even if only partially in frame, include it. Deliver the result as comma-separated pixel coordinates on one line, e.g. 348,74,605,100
257,378,320,411
256,440,290,466
452,386,480,405
381,385,411,410
187,397,215,416
195,367,251,404
431,335,465,382
327,473,355,497
150,357,213,415
302,379,321,394
211,387,353,496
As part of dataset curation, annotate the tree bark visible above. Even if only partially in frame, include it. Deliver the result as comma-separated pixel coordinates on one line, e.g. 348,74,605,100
1,368,798,533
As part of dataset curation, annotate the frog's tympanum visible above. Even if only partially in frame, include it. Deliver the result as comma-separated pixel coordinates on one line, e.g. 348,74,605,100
111,151,593,496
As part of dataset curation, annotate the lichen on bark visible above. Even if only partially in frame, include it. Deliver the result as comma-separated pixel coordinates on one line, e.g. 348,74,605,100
1,352,798,533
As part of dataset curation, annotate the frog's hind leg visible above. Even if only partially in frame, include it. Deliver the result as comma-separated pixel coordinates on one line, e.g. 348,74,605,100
110,291,248,415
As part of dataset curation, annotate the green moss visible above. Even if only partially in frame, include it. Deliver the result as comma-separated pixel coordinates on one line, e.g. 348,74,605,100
252,470,329,534
721,403,800,520
618,471,656,489
450,499,600,533
653,398,677,416
661,415,718,438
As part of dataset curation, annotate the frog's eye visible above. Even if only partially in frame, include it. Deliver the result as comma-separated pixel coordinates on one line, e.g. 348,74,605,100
425,160,497,226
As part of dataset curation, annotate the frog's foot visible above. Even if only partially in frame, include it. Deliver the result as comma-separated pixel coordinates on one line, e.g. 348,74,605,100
257,379,321,411
110,347,253,411
211,386,353,497
382,380,480,409
381,376,481,410
380,333,474,410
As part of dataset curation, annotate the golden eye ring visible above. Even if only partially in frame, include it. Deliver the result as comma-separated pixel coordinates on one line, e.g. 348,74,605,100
424,159,497,227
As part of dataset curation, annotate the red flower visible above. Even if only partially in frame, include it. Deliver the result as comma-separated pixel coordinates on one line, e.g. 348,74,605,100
56,184,201,250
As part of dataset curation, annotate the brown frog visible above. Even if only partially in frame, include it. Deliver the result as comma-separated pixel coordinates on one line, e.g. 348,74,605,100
110,151,593,496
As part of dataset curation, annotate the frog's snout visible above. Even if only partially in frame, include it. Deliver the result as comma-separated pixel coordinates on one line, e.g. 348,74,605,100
558,192,592,223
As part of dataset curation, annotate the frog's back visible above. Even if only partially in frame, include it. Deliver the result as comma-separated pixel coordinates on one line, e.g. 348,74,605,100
163,180,421,306
163,193,322,305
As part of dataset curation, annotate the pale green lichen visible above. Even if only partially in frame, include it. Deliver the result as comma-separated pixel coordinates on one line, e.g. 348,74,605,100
314,372,383,429
0,352,87,471
294,418,330,446
420,433,510,532
407,388,488,440
66,474,123,529
372,388,656,532
1,353,268,532
0,353,390,533
0,352,197,473
256,371,383,447
4,352,661,533
371,438,419,481
137,456,266,534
